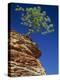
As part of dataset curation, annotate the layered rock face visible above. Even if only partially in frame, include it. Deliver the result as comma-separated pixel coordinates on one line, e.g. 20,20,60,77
8,31,46,77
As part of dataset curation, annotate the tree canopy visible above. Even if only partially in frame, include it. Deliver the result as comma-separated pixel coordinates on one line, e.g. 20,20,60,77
15,5,54,36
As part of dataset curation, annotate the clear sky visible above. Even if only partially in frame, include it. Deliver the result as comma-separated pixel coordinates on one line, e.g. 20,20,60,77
9,3,58,75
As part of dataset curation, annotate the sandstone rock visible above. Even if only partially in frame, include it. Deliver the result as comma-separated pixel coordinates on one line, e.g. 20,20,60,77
8,31,46,77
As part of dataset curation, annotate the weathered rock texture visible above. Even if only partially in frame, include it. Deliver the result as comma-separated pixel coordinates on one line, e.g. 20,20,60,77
8,31,46,77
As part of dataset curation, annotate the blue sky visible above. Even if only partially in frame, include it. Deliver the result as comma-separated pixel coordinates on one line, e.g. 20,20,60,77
9,3,58,75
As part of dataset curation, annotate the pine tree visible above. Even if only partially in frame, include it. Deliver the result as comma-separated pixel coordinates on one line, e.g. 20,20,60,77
16,5,54,36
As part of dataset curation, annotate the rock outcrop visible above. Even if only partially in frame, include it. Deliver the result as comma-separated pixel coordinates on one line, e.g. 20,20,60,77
8,31,46,77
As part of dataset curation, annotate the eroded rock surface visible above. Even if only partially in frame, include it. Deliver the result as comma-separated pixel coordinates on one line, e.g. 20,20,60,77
8,31,46,77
